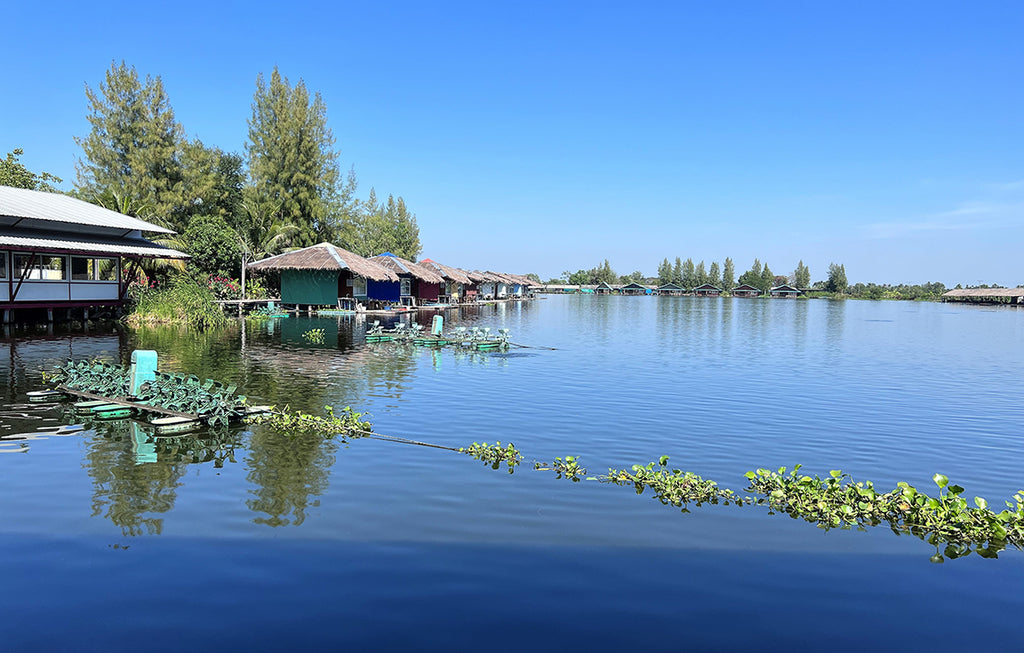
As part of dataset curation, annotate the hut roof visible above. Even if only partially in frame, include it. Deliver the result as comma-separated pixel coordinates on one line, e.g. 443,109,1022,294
470,270,502,283
943,288,1024,298
693,283,722,291
369,253,444,284
504,273,535,286
770,284,801,292
485,271,518,284
461,269,489,283
247,243,398,281
418,258,472,284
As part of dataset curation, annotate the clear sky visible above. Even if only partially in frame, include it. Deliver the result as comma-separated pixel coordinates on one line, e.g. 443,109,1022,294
5,1,1023,285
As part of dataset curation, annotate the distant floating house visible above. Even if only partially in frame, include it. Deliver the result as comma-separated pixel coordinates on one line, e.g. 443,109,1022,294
656,282,686,296
693,283,722,297
620,282,651,295
941,288,1024,305
369,253,444,305
460,269,487,302
0,185,188,322
473,271,502,299
419,258,472,303
595,281,615,295
247,243,397,308
769,284,801,298
731,284,763,298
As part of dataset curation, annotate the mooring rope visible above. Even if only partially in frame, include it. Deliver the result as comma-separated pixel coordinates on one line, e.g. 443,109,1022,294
507,341,558,350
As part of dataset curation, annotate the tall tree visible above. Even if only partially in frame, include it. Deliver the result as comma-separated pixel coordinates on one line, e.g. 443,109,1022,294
709,261,722,288
695,260,708,286
657,258,672,285
794,260,810,289
179,142,245,227
0,149,63,191
592,259,617,284
826,263,848,293
76,60,185,228
760,262,774,292
722,258,735,291
246,67,340,247
682,258,696,288
672,257,683,285
738,258,763,288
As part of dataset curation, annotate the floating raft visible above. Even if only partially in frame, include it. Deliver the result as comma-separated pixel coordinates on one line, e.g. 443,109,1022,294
316,309,354,316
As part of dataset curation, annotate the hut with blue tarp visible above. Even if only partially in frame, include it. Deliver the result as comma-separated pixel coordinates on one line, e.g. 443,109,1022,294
247,243,397,308
368,253,445,306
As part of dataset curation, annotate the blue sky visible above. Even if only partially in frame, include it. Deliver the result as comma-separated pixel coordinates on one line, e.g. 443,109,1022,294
5,1,1023,285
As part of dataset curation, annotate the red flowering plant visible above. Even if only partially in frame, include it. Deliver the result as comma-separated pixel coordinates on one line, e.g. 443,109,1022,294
206,275,242,300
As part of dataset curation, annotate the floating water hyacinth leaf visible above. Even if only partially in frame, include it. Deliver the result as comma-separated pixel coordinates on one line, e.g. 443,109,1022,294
458,441,521,473
255,405,372,439
302,328,326,344
534,455,586,481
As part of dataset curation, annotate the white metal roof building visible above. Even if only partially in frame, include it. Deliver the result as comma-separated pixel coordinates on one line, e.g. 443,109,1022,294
0,185,188,318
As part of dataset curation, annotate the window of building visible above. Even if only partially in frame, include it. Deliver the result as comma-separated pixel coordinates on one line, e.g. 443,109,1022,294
71,257,92,281
70,257,118,281
38,256,66,280
96,258,117,281
400,278,412,296
14,254,40,280
0,252,7,279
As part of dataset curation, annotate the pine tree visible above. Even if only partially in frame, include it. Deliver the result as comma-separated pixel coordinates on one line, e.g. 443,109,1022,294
672,257,683,285
682,258,696,289
794,260,810,289
709,261,721,289
760,262,774,292
827,263,848,293
657,258,672,285
75,61,185,228
695,260,708,287
246,67,340,247
722,258,735,291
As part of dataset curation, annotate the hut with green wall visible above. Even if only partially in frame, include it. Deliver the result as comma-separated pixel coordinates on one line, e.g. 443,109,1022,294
248,243,397,308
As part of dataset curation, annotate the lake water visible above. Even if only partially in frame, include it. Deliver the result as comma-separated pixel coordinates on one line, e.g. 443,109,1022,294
2,295,1023,651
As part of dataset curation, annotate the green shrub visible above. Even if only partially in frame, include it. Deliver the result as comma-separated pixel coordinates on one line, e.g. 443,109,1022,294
126,273,229,330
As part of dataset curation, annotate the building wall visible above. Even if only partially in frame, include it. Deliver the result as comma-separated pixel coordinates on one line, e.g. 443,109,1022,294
281,269,340,305
367,279,400,302
416,281,440,302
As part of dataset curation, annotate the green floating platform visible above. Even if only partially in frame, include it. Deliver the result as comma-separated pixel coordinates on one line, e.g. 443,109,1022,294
317,309,354,316
365,335,395,342
27,389,64,403
414,339,450,347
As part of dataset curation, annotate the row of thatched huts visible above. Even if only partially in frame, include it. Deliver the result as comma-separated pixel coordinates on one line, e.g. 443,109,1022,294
247,243,534,309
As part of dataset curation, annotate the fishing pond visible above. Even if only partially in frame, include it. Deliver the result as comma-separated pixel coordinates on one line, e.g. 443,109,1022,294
2,295,1023,650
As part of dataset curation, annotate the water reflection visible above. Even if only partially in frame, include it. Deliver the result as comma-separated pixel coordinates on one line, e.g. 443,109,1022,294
245,429,337,527
83,420,188,536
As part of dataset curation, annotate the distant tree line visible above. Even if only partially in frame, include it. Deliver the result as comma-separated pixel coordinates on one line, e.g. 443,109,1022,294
11,61,423,282
547,257,952,301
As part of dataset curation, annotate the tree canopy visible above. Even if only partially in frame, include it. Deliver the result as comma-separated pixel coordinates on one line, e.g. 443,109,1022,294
0,149,63,191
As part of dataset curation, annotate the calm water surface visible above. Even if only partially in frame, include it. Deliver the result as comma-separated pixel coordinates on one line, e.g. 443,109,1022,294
2,296,1023,650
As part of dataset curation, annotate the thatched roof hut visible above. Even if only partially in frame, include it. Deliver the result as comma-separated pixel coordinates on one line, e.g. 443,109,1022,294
419,258,472,284
460,269,489,284
248,243,398,281
369,253,444,284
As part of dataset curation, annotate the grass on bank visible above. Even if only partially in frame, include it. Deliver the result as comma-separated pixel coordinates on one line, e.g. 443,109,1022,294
124,273,229,330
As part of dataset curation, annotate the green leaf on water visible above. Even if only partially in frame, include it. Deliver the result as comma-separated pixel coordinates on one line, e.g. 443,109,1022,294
933,473,949,489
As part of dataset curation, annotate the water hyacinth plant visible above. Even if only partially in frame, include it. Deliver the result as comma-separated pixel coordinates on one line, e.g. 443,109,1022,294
458,441,522,472
302,328,326,343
